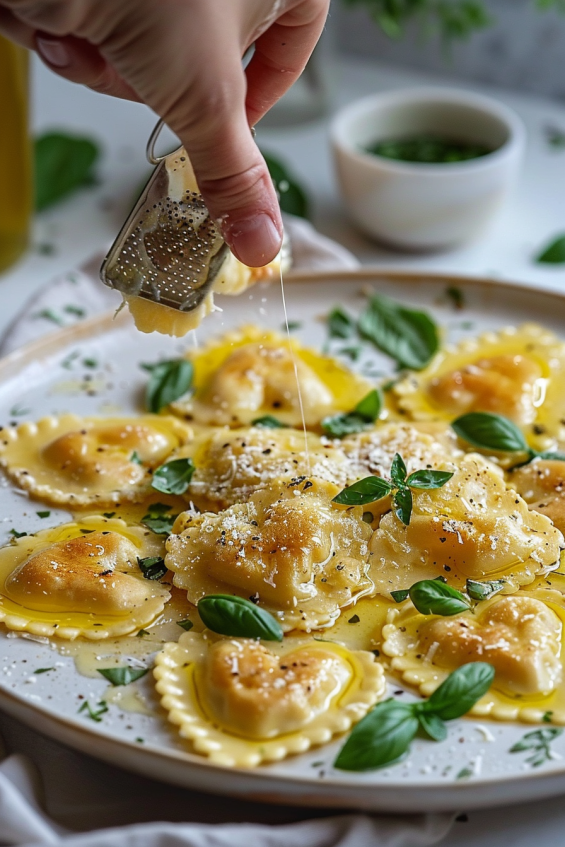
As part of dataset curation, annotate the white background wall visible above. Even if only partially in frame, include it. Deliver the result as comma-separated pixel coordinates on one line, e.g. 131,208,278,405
333,0,565,99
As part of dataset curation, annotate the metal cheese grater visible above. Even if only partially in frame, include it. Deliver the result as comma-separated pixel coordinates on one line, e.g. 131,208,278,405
100,120,230,312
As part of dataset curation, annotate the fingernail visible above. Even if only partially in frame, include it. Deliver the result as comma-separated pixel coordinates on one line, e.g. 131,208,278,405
36,35,70,68
224,213,282,267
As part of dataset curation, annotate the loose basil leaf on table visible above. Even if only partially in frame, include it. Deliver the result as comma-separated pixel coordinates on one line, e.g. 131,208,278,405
409,579,471,616
332,475,393,506
419,662,495,721
137,556,167,581
262,152,309,219
142,359,193,413
97,667,149,686
35,132,100,211
251,415,288,428
358,293,439,371
536,234,565,265
198,594,283,641
151,458,195,495
466,578,505,602
322,389,382,438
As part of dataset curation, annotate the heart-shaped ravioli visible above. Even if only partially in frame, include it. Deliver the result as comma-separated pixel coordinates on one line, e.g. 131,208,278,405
154,631,385,767
382,592,565,724
368,454,563,596
0,413,192,506
0,516,169,639
392,324,565,454
170,324,373,428
166,476,374,631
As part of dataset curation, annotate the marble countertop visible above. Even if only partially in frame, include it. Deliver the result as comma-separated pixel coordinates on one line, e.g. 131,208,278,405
2,52,565,845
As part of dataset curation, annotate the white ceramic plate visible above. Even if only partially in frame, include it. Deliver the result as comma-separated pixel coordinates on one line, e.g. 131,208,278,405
2,269,565,813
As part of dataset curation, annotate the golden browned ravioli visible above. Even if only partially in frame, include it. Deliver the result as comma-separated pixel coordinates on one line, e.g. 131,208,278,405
382,593,565,722
0,516,169,639
166,476,374,631
368,454,563,596
392,325,565,453
154,631,386,766
509,459,565,535
187,425,351,511
0,414,192,506
170,325,373,427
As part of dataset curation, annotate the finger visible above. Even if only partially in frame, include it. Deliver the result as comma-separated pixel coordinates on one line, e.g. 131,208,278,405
0,7,36,47
180,62,283,267
244,0,329,124
34,33,140,101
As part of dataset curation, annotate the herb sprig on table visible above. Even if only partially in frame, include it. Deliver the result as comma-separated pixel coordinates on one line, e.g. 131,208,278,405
332,452,453,525
335,662,494,771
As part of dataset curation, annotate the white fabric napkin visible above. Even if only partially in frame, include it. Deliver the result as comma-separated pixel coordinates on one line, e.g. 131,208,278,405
0,220,453,847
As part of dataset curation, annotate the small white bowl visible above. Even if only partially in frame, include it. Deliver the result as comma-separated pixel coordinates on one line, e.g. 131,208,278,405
330,87,525,251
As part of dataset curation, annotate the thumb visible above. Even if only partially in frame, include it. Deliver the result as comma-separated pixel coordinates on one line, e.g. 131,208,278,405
175,72,283,268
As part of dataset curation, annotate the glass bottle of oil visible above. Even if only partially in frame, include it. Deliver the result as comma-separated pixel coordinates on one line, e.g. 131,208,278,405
0,36,31,273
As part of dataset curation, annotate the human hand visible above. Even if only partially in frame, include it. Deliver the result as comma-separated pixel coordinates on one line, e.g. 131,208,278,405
0,0,329,266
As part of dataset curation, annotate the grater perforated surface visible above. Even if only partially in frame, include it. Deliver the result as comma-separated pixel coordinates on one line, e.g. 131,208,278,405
100,148,229,312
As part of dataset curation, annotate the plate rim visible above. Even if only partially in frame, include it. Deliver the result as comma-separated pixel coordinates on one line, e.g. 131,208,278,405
2,267,565,807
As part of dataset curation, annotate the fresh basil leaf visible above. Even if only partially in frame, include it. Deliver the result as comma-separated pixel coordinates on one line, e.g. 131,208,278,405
321,389,382,438
390,452,407,486
391,588,410,603
262,152,309,218
409,579,471,616
538,451,565,462
418,712,447,742
536,234,565,264
334,699,419,771
151,458,195,495
451,412,530,454
130,450,143,465
393,486,413,526
321,412,370,438
332,476,393,506
466,578,505,602
141,511,177,535
177,619,193,631
406,469,454,489
97,667,148,686
358,294,439,371
35,132,100,211
420,662,495,720
137,556,167,581
355,389,383,421
327,306,356,339
143,359,193,413
251,415,288,428
197,594,283,641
